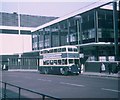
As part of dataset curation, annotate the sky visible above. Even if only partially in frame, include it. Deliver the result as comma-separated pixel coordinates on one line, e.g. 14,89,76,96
1,2,89,17
0,0,114,17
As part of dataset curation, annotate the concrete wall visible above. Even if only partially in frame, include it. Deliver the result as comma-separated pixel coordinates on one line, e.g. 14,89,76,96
85,62,118,73
0,34,32,55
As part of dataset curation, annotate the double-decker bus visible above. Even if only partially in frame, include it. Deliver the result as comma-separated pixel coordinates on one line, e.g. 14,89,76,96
38,45,80,75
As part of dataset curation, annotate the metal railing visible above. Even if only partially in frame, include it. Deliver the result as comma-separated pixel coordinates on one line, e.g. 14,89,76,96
1,81,61,100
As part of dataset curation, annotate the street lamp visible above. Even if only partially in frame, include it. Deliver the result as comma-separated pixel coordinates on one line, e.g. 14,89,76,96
74,15,82,73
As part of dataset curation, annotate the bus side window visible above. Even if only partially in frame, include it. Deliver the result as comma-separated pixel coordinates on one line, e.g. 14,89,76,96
68,48,72,52
62,59,67,65
49,49,53,53
43,60,49,65
62,59,65,65
65,59,67,65
54,49,57,53
43,61,46,65
50,60,54,65
54,60,57,65
75,59,79,64
47,60,49,65
62,48,66,52
44,50,48,53
58,48,61,52
58,60,61,65
74,48,78,52
69,59,73,64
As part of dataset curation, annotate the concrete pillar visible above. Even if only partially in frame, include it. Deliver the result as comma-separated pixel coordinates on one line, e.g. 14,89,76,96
37,31,39,50
49,26,52,48
43,29,45,49
94,9,98,43
113,2,119,61
67,19,70,45
58,23,61,46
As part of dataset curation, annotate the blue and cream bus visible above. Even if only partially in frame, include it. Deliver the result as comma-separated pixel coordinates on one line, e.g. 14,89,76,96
8,45,80,75
38,45,80,75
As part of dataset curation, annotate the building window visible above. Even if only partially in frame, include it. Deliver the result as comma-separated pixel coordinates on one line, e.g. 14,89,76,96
88,56,95,61
99,56,106,62
52,33,59,47
70,33,77,42
33,42,37,50
45,34,50,48
39,41,43,49
38,33,44,49
82,28,95,40
88,29,95,39
108,56,115,61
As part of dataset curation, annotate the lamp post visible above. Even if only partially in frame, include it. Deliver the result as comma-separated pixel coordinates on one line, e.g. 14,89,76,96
75,15,82,73
113,1,119,61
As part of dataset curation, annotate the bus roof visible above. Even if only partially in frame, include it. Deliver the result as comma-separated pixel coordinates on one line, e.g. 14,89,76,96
39,45,77,51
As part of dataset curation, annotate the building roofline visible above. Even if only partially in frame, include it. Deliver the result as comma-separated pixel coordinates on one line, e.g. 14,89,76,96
0,26,35,31
31,1,113,32
75,42,119,47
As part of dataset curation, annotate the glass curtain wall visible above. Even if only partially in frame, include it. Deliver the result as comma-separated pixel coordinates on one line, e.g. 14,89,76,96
38,29,44,49
81,10,95,43
44,27,50,48
51,24,59,47
98,9,114,42
69,17,77,45
59,20,68,46
32,31,38,50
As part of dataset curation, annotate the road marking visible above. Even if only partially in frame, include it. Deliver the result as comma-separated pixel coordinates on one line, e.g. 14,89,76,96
60,82,85,87
102,88,120,93
37,79,52,82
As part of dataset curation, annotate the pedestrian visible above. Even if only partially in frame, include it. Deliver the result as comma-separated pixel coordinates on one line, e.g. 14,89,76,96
118,62,120,72
115,62,120,73
3,64,6,70
108,63,112,74
81,64,84,73
101,63,106,72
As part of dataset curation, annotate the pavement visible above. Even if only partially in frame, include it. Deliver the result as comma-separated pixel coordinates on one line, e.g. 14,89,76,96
82,71,120,78
7,69,120,78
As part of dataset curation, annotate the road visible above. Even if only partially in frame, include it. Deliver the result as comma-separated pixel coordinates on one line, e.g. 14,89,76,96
1,71,120,99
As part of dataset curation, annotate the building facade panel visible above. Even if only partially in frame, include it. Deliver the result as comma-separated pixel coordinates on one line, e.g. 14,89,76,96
32,2,120,63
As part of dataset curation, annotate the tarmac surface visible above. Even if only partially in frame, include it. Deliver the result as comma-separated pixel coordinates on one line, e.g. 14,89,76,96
8,69,120,78
1,70,120,99
82,71,120,78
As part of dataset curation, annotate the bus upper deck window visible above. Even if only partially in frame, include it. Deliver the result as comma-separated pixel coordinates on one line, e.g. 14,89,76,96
58,48,61,52
54,49,57,53
62,48,66,52
44,50,48,53
74,48,78,52
49,49,53,53
58,60,61,65
68,48,72,52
